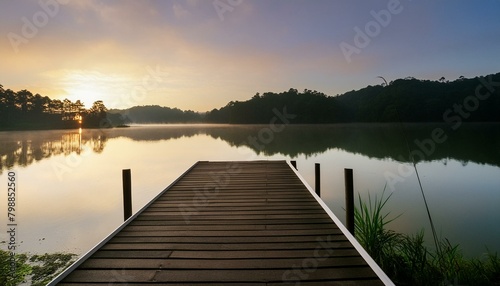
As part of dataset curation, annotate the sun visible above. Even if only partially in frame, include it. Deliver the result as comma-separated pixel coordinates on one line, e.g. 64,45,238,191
61,70,127,109
66,85,107,109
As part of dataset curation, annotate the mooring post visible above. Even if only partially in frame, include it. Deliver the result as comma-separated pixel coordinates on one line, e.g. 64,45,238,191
344,168,354,235
315,163,321,197
122,169,132,221
291,160,297,170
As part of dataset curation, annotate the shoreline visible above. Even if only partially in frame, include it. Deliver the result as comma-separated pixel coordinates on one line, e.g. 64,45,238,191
2,121,500,132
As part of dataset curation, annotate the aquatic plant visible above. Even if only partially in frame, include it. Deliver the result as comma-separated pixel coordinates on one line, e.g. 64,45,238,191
354,187,402,274
0,249,76,286
0,250,31,286
354,192,500,285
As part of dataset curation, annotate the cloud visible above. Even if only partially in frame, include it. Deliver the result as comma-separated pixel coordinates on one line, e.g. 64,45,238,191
173,3,191,19
1,1,499,112
186,0,201,7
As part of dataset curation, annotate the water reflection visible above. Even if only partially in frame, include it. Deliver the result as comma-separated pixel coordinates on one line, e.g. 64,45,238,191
207,123,500,166
95,123,500,167
0,124,498,258
0,129,106,173
3,123,498,171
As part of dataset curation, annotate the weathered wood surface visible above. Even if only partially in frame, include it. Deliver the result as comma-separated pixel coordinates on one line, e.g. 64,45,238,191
54,161,388,285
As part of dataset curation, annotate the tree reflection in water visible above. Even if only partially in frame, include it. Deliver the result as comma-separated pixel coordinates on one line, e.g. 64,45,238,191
0,129,106,173
1,123,499,173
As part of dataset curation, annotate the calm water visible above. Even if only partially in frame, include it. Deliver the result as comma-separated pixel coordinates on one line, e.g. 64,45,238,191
0,124,499,258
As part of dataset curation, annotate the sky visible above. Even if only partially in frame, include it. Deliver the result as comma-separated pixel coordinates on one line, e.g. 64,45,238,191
1,0,500,111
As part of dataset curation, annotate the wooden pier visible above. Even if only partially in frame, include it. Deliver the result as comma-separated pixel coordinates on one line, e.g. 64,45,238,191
51,160,393,285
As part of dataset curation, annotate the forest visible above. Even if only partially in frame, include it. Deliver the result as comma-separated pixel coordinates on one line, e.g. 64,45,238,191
0,85,109,130
205,72,500,123
108,105,202,124
1,72,499,130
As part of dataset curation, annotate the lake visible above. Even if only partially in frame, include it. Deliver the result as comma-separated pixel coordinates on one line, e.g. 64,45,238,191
1,123,499,259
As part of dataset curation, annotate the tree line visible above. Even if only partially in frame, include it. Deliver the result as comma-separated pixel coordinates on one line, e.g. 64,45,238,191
205,72,500,123
2,72,499,130
0,85,109,130
109,105,202,124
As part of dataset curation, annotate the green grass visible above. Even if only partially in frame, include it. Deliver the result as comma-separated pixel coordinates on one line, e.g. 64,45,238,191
0,251,31,286
353,188,402,275
354,190,500,285
0,249,76,285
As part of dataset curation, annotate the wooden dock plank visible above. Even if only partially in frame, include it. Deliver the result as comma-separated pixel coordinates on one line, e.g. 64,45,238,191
99,241,354,251
62,268,381,283
51,160,392,285
79,257,369,269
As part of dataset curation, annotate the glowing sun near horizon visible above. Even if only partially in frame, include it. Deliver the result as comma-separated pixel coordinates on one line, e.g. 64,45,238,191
59,70,130,109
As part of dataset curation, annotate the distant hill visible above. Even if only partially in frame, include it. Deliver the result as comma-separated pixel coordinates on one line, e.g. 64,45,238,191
205,72,500,123
108,105,203,124
107,72,500,125
6,72,498,131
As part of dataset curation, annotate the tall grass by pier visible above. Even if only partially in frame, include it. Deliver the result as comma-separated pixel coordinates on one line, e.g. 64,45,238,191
354,190,500,285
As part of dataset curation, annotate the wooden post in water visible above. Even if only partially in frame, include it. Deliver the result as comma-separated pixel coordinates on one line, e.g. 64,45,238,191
291,160,297,170
344,168,354,235
315,163,321,197
122,169,132,221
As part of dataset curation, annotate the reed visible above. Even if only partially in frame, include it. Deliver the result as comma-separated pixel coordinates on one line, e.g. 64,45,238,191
354,190,500,285
354,187,402,273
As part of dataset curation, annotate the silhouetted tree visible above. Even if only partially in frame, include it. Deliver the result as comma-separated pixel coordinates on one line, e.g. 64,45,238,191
0,85,111,130
2,72,500,130
205,73,500,124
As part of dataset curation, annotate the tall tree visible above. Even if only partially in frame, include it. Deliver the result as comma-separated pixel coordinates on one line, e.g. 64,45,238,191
74,100,85,114
16,90,33,113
